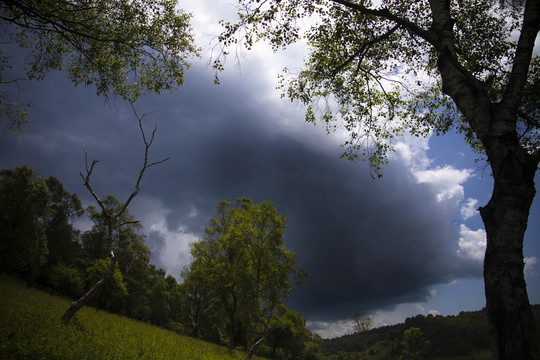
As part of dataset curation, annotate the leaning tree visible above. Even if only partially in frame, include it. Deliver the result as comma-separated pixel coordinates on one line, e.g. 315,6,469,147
215,0,540,358
61,104,169,323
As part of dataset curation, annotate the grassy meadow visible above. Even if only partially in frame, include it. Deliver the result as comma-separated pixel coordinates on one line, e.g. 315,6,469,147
0,274,266,360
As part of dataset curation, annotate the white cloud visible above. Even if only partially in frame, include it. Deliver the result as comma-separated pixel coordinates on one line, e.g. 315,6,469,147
414,165,472,203
371,303,423,328
393,138,474,212
457,224,486,262
148,219,199,277
308,301,444,338
371,302,444,328
131,196,199,277
460,198,479,220
525,256,538,277
307,319,355,339
393,137,431,170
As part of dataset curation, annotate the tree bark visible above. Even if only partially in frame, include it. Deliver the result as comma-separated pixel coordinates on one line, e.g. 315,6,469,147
439,69,540,360
429,0,540,356
61,254,117,324
480,138,539,360
60,104,168,324
247,334,266,359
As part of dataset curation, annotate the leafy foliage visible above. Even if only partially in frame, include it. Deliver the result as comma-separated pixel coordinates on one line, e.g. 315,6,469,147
216,0,539,175
86,257,129,308
0,166,87,289
399,327,432,360
0,166,51,277
264,308,323,360
0,172,321,358
50,263,85,298
182,197,313,357
0,0,199,130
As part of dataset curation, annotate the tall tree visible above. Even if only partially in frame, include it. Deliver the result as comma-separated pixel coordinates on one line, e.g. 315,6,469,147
44,176,84,267
184,197,307,354
0,0,198,130
180,260,221,339
0,165,50,278
216,1,540,358
352,312,374,360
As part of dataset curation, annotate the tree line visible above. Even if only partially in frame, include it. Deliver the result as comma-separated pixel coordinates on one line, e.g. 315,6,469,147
2,0,539,358
321,306,540,360
0,166,322,360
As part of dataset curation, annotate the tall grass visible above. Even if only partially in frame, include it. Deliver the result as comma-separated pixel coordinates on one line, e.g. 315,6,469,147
0,274,265,360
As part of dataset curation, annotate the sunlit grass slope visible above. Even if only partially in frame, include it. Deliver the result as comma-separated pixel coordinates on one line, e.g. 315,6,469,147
0,274,265,360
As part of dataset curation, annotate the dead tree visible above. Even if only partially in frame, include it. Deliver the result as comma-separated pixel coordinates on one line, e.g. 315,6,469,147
61,103,169,324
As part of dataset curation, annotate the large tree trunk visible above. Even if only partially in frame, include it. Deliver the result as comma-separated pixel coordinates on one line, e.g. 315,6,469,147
431,0,540,353
479,139,539,359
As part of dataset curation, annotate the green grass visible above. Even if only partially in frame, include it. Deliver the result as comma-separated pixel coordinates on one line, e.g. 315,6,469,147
0,274,266,360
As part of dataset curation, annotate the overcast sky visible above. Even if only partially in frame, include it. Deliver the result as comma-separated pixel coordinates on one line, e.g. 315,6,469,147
1,0,539,338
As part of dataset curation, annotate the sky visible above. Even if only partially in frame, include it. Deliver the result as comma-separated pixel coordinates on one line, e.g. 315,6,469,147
1,0,539,339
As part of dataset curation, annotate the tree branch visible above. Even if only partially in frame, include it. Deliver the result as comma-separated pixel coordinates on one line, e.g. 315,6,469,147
79,146,110,218
500,0,540,117
119,102,171,217
2,0,122,43
332,24,400,76
328,0,438,47
329,0,482,92
518,109,540,127
64,103,169,324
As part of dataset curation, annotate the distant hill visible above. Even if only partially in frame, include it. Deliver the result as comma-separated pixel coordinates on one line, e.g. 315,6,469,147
321,305,540,360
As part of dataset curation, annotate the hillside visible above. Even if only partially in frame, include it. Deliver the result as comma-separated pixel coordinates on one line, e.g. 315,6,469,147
321,305,540,360
0,274,267,360
2,272,538,360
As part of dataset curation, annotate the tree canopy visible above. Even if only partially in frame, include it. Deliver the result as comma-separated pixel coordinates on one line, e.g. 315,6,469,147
182,197,308,355
216,0,539,174
0,0,198,131
399,327,432,360
0,166,51,277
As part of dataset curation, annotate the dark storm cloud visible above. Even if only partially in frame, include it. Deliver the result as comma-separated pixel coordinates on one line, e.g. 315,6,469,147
0,62,483,322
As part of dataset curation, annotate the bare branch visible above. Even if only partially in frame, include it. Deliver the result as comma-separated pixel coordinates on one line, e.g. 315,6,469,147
119,102,171,217
79,145,109,217
116,220,141,228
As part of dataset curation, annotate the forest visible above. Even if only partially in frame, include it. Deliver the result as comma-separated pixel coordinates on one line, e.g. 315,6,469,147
0,166,320,359
321,306,540,360
1,0,539,359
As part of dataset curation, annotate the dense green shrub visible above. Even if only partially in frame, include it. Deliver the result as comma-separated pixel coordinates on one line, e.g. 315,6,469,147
50,263,85,298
